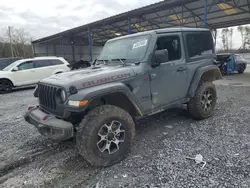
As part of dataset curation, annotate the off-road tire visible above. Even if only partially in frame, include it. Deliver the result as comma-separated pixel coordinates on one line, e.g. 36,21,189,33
76,105,135,167
187,82,217,120
0,79,12,94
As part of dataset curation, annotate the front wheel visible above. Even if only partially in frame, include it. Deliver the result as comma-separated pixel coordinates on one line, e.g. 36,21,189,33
220,64,227,76
76,105,135,167
0,79,12,94
187,82,217,120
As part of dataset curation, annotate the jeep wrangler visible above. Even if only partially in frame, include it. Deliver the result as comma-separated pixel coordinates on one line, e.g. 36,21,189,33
24,27,222,167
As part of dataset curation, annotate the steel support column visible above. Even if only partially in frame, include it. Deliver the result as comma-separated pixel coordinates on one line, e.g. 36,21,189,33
32,44,36,57
88,28,93,62
128,18,132,34
54,44,56,56
72,42,75,61
61,37,64,58
45,41,48,56
247,0,250,12
204,0,208,28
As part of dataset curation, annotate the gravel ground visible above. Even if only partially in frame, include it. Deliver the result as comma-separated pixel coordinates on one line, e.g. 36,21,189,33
0,85,250,188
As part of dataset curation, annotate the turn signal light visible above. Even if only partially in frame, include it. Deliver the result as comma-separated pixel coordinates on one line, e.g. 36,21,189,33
68,100,88,107
28,106,34,111
42,115,48,121
79,100,88,107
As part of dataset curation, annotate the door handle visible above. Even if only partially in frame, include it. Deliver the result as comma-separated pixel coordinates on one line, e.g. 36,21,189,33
177,67,187,72
30,70,35,72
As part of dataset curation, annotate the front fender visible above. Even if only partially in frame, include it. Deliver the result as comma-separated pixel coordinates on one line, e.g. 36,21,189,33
188,65,222,97
67,82,143,115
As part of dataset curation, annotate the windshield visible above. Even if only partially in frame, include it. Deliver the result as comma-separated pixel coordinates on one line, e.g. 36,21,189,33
98,35,150,62
2,59,23,71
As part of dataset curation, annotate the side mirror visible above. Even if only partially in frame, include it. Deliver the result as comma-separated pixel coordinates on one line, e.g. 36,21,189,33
153,49,169,67
12,67,19,72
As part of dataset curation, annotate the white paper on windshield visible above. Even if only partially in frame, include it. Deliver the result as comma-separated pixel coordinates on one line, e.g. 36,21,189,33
132,39,148,49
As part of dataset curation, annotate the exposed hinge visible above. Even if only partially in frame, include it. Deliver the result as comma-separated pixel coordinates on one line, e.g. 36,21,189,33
150,73,156,81
151,92,158,104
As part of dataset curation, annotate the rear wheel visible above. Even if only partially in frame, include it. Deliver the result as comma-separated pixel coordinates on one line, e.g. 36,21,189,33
238,64,245,74
76,105,135,167
187,82,217,120
0,80,12,94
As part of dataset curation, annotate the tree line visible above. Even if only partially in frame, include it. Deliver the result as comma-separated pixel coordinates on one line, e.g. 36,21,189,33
219,25,250,53
0,27,33,58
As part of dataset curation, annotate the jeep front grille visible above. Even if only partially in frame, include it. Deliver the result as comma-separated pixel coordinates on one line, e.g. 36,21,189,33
38,84,57,111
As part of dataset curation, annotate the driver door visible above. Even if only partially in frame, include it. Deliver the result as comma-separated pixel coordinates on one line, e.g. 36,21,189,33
149,33,188,109
11,61,37,86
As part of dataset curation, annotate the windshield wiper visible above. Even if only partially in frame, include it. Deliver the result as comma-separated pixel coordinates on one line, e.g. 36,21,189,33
111,58,126,66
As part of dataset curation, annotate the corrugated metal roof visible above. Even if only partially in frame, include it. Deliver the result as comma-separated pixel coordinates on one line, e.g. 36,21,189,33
33,0,250,45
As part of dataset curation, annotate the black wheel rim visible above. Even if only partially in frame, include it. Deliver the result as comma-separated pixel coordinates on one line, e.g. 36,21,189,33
201,89,213,111
222,66,227,75
0,81,11,92
97,120,125,155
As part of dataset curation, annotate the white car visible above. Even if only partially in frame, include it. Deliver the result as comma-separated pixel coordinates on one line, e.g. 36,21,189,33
0,57,70,94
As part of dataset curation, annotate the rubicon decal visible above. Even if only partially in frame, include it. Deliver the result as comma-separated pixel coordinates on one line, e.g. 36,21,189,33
83,73,131,87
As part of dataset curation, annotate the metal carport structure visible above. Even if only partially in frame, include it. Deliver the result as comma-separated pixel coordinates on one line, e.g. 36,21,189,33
32,0,250,62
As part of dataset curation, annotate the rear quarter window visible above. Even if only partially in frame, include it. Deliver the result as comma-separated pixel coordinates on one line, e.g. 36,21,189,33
51,59,64,65
34,60,52,68
185,31,214,61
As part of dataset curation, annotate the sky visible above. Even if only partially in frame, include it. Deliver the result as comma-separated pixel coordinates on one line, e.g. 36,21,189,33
0,0,246,49
0,0,161,39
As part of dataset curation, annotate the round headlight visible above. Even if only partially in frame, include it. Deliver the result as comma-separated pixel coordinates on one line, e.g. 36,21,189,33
60,90,66,102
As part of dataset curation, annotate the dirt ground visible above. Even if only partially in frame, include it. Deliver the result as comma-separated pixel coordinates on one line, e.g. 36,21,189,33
1,71,250,188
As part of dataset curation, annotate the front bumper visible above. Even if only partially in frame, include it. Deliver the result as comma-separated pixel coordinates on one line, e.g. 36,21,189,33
24,106,74,140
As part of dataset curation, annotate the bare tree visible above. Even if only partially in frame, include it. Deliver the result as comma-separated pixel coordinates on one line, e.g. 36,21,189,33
0,26,33,58
13,28,31,57
229,28,233,50
237,25,250,50
221,28,229,52
237,26,244,49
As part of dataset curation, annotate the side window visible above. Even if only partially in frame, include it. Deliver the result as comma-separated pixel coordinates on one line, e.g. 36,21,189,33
235,55,243,61
17,61,34,70
34,60,51,68
156,36,181,61
186,32,214,58
51,59,64,65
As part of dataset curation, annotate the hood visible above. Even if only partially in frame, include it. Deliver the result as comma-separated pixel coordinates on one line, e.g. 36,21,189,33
236,59,248,64
40,65,135,91
0,70,9,75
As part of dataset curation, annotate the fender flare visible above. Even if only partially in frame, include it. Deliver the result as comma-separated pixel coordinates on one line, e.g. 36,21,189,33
67,82,143,116
188,65,222,97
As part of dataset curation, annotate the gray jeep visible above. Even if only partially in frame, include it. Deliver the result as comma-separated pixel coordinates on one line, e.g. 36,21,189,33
24,27,222,166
